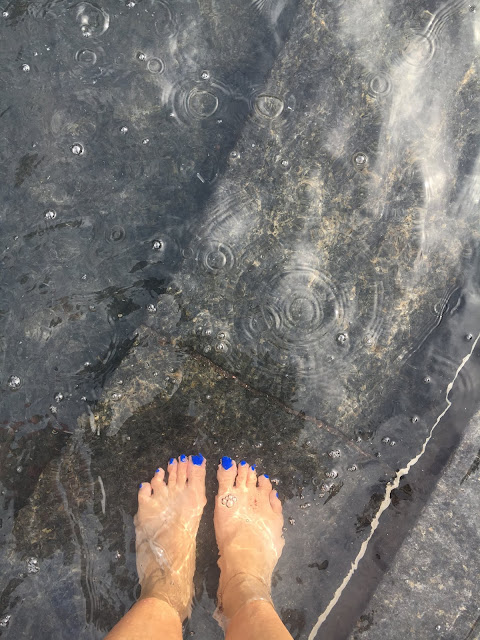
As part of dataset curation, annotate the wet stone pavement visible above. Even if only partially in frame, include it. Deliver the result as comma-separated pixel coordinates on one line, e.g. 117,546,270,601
1,0,480,638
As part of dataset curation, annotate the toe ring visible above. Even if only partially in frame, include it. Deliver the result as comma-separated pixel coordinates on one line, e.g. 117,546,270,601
221,493,238,508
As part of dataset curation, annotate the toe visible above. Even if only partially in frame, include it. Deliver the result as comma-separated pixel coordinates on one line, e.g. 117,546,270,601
187,454,206,488
257,474,272,493
176,454,188,488
269,489,283,514
235,460,249,489
151,467,166,493
217,456,237,493
138,481,152,504
246,464,257,488
167,457,177,487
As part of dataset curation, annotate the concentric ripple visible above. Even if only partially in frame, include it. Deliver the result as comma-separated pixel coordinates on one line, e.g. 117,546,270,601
187,88,218,118
188,189,258,268
251,91,296,129
154,0,177,37
238,265,343,349
73,2,109,37
166,75,232,125
254,94,284,119
402,32,436,67
196,240,235,273
366,71,392,98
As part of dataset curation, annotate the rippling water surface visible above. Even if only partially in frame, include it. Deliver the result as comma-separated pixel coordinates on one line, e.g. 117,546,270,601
1,0,480,638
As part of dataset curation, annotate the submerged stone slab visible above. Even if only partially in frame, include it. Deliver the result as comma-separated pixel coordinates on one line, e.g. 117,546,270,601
348,411,480,640
2,350,391,639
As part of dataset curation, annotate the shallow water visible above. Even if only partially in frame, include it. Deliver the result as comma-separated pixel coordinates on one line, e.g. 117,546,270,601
1,0,480,638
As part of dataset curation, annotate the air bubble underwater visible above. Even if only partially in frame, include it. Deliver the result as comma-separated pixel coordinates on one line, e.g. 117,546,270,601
0,615,11,628
44,209,56,220
8,375,21,390
71,143,84,155
27,557,39,573
336,332,348,345
328,449,341,458
353,152,367,167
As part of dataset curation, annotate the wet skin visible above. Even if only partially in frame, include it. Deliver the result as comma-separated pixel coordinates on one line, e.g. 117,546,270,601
130,454,290,634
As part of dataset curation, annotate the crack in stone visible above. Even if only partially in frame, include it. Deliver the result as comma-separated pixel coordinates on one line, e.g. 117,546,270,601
190,349,372,460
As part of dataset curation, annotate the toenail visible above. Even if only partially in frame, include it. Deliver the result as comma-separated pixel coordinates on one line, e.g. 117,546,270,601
264,474,269,479
192,454,204,466
251,464,256,470
240,460,247,466
139,483,143,488
276,491,279,498
169,458,174,465
180,454,187,462
221,456,233,470
155,468,160,473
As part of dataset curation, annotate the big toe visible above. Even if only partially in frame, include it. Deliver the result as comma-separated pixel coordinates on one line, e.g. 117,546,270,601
217,456,237,493
138,481,152,505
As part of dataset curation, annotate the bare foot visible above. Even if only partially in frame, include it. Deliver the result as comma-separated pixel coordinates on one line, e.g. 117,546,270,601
134,454,207,621
214,457,285,626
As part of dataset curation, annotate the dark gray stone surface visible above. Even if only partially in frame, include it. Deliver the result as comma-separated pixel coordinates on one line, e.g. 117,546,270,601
348,411,480,640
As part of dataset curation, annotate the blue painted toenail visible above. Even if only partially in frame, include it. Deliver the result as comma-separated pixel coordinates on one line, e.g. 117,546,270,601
251,464,256,470
264,474,269,479
139,483,143,488
192,454,204,466
169,458,174,465
155,468,160,473
180,454,187,462
221,456,233,470
240,460,247,466
276,491,279,498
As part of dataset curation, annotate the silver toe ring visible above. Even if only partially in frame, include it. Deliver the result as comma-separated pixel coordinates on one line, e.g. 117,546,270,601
221,493,238,508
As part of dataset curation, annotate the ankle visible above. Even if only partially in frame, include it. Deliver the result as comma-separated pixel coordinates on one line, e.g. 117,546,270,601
218,572,272,621
139,571,191,621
